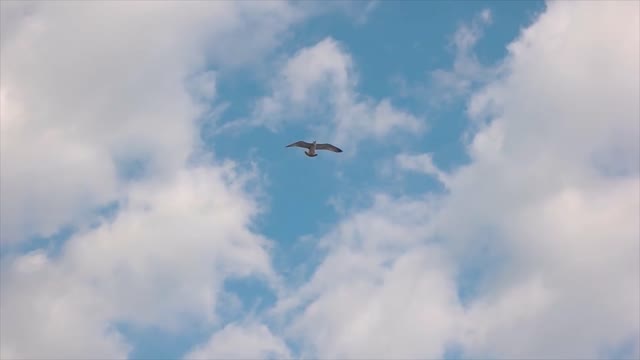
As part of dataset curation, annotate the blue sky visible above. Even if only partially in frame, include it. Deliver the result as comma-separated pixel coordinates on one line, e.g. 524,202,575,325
1,1,638,359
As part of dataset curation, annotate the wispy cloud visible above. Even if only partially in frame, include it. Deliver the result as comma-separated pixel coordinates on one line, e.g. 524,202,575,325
395,152,451,188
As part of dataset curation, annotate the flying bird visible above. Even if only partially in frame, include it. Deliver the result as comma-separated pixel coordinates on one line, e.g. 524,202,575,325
286,140,343,157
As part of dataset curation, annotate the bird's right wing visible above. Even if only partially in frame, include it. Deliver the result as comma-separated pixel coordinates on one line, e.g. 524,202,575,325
286,141,313,149
316,143,343,153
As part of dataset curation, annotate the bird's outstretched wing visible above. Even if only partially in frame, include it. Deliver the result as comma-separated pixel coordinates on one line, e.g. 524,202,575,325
316,143,343,153
286,141,313,149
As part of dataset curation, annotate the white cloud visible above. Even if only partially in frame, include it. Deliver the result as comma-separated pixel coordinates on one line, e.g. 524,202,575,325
0,164,280,359
0,250,131,359
291,249,464,359
0,0,308,244
275,1,640,359
459,178,639,359
184,322,291,360
245,37,424,153
0,1,325,358
273,195,462,359
270,178,443,358
395,152,451,188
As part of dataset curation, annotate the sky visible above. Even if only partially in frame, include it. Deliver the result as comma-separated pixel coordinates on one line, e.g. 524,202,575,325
0,1,638,359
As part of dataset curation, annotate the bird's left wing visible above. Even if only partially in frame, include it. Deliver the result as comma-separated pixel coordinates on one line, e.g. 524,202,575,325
316,143,343,153
286,141,313,149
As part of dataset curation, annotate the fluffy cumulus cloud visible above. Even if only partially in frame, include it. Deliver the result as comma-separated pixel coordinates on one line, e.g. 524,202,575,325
274,2,640,359
0,0,310,358
244,37,424,153
0,0,310,244
452,2,640,357
1,164,279,358
271,194,463,359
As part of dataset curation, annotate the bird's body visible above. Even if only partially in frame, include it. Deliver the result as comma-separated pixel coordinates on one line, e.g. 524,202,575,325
286,140,343,157
305,141,318,157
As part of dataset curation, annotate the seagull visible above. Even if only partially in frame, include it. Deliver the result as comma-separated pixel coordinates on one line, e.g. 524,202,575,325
286,140,343,157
